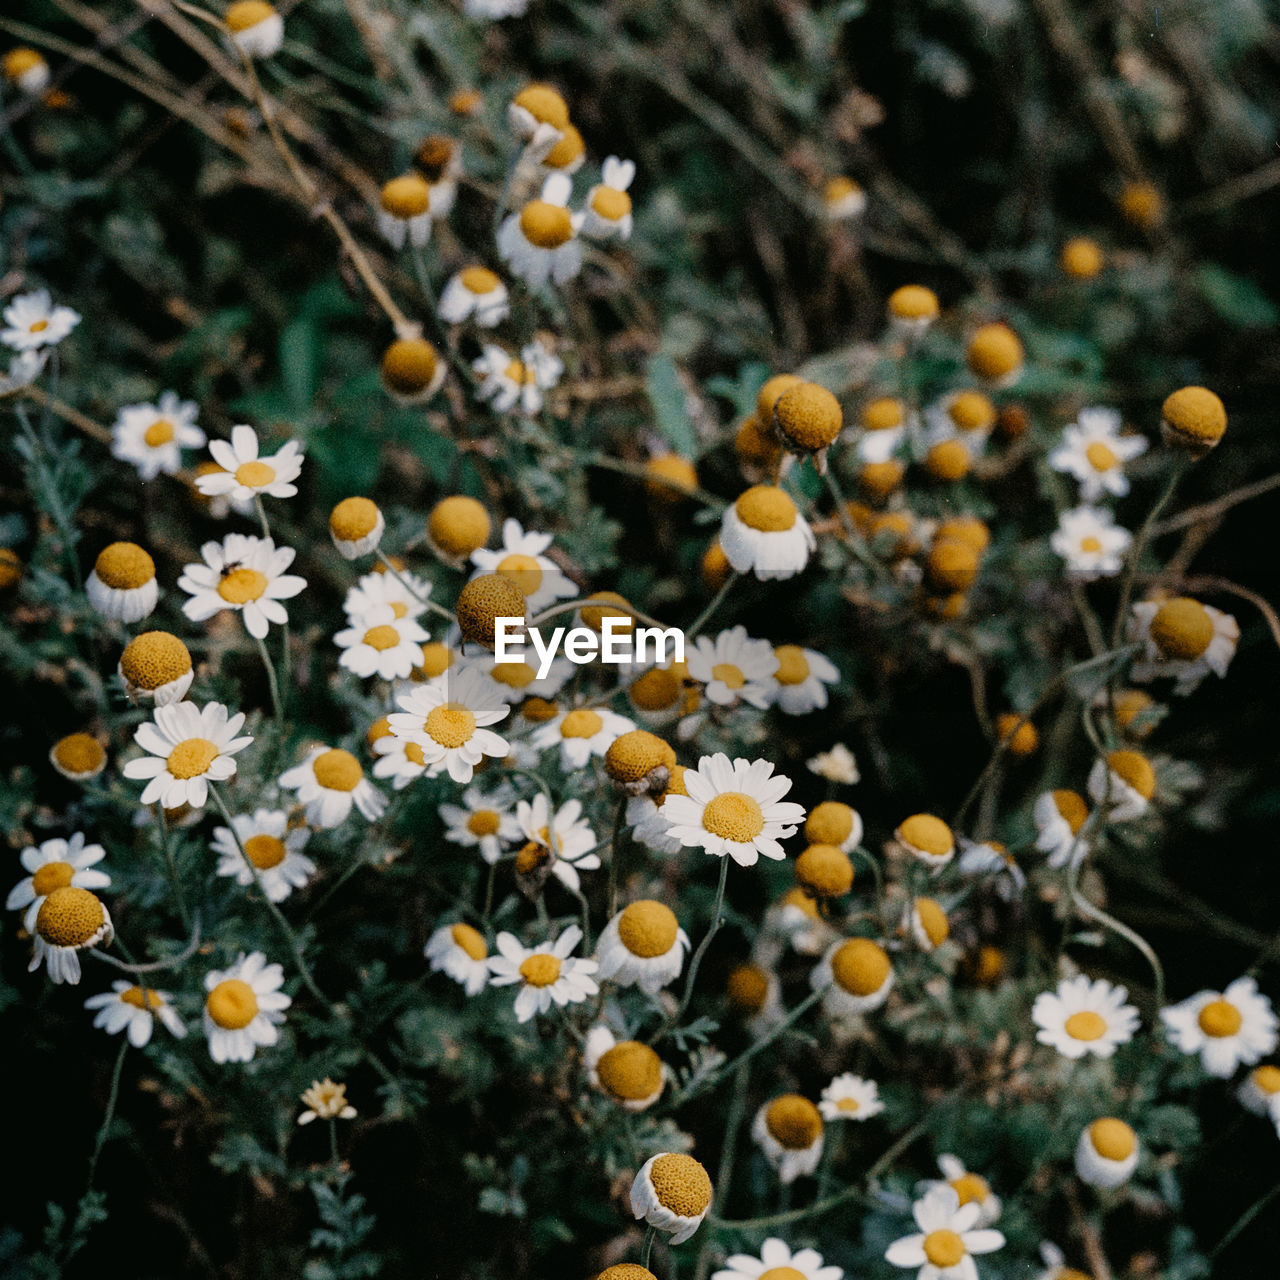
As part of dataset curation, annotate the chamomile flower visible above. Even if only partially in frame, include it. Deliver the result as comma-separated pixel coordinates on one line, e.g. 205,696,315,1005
885,1185,1005,1279
924,391,996,456
279,747,387,828
807,743,859,784
2,290,80,353
966,323,1024,386
539,122,586,176
118,630,194,706
2,48,51,96
531,705,636,771
1050,506,1132,580
202,951,291,1064
630,1153,713,1245
812,937,894,1016
414,134,461,217
377,173,432,249
380,338,446,405
123,701,252,809
1035,1242,1093,1280
772,645,839,714
178,533,306,639
1032,975,1139,1060
887,285,940,336
760,887,838,961
718,1242,842,1280
8,834,110,932
1048,409,1147,502
1127,597,1238,694
686,627,779,710
334,605,431,681
212,808,314,902
427,495,492,566
907,897,950,951
196,425,304,508
86,542,158,624
513,793,599,892
370,733,432,791
225,1,284,57
1161,386,1227,458
473,651,574,703
584,1026,666,1111
497,173,584,288
507,83,569,147
438,267,510,327
820,1073,885,1122
110,391,205,481
858,397,909,463
487,924,599,1022
627,662,696,726
440,784,521,864
472,338,563,415
49,733,107,783
1238,1065,1280,1127
727,963,786,1037
660,752,804,867
343,568,432,625
581,157,636,240
1087,749,1156,821
426,921,491,995
595,900,690,994
1074,1118,1138,1188
753,1094,825,1183
84,981,186,1046
923,1155,1002,1227
1160,977,1278,1077
720,485,816,580
895,813,955,873
0,348,48,394
29,887,113,985
627,764,691,856
469,518,577,613
298,1079,356,1124
956,839,1025,897
823,175,867,220
387,665,511,783
1033,790,1090,868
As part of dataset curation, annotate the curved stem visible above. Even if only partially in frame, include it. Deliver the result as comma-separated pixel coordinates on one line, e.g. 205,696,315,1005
375,548,456,624
89,914,202,974
650,855,729,1045
1109,461,1186,650
155,805,191,929
607,797,627,919
86,1038,129,1191
685,571,739,640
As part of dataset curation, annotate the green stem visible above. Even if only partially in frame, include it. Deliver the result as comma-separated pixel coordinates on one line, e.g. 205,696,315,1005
155,805,191,930
1209,1177,1280,1259
1109,460,1186,650
253,631,285,731
375,548,456,624
651,855,729,1045
685,571,739,639
86,1038,129,1191
607,797,627,918
641,1225,657,1270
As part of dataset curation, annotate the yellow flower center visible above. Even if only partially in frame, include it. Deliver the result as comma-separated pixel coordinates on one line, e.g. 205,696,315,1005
727,964,769,1012
32,861,75,897
424,704,476,749
381,340,439,396
429,496,491,560
888,285,938,320
1080,536,1103,553
806,802,854,845
925,439,972,480
617,900,679,957
735,484,798,532
313,748,362,791
487,662,535,691
120,986,163,1010
362,624,401,652
765,1094,823,1148
244,833,287,870
519,953,562,987
591,186,632,220
629,666,681,711
862,397,904,431
543,123,584,168
457,574,526,648
1052,789,1089,833
235,459,276,488
467,810,501,836
596,1041,663,1101
380,173,431,219
1107,749,1155,799
404,743,427,766
144,418,176,447
167,737,219,779
1064,1010,1108,1041
923,1230,966,1269
217,566,268,604
226,1,275,33
560,708,603,739
1162,386,1226,443
330,496,381,541
1252,1065,1280,1094
1089,1118,1136,1161
415,643,454,679
1149,597,1214,659
53,734,106,775
120,631,192,689
459,266,501,295
450,922,488,961
914,897,949,946
35,886,105,947
206,977,259,1029
899,813,953,858
795,844,854,898
701,791,765,842
648,1153,712,1217
495,553,543,596
512,83,569,130
967,323,1023,380
519,201,574,249
774,382,843,450
1198,998,1243,1038
774,645,810,686
1085,441,1118,471
948,391,996,431
94,541,155,590
4,49,45,79
830,937,891,995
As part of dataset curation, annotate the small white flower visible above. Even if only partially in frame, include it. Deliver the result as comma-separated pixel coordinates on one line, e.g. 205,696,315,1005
123,701,252,809
1,290,80,351
1032,974,1139,1061
1048,408,1147,502
595,900,689,994
7,834,110,933
202,951,291,1064
29,887,113,985
225,2,284,58
473,651,574,703
884,1185,1005,1279
487,924,599,1022
715,1239,841,1280
177,533,306,640
1050,505,1132,580
1238,1064,1280,1126
469,518,577,613
426,920,491,995
212,808,314,902
630,1153,713,1245
472,339,563,416
85,542,159,624
1087,750,1155,822
956,839,1025,897
1161,977,1278,1077
497,173,584,289
772,644,839,714
759,887,838,961
0,348,48,393
3,49,51,96
1127,597,1239,695
514,793,599,893
822,175,866,221
85,981,186,1047
531,704,636,770
298,1078,357,1124
686,627,780,711
806,743,859,784
111,391,206,481
343,568,433,625
438,266,510,327
923,391,996,456
334,604,431,681
439,784,522,864
196,425,304,508
377,173,432,250
581,156,636,240
811,937,894,1017
753,1095,825,1183
1074,1119,1139,1188
388,665,511,784
818,1073,884,1122
1033,790,1090,868
279,747,387,829
583,1025,666,1111
720,485,816,581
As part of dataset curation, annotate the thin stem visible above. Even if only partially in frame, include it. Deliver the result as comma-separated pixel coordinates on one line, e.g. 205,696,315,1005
1109,461,1186,650
607,798,627,919
155,805,191,930
641,1225,657,1271
375,549,456,624
1209,1177,1280,1259
86,1038,129,1190
89,914,202,974
253,631,285,730
252,494,271,539
685,571,739,640
651,855,729,1044
822,468,886,579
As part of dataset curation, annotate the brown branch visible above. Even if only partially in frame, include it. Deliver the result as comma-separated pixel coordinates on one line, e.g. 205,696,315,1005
22,386,113,445
1153,472,1280,534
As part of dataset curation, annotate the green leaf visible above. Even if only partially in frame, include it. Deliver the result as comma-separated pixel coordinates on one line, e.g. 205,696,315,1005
1194,262,1279,328
646,353,697,457
279,317,322,413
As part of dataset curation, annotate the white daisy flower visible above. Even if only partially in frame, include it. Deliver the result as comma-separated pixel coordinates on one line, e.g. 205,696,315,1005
772,644,839,714
1160,977,1278,1077
469,518,577,613
377,173,432,250
2,48,51,97
885,1186,1005,1279
728,963,787,1037
387,665,511,783
1,289,80,351
507,83,569,149
196,425,304,508
819,1073,884,1122
1074,1118,1138,1188
497,173,584,289
1127,597,1238,695
530,705,635,771
807,742,859,785
439,784,522,864
212,808,314,902
715,1239,842,1280
473,651,574,703
857,397,909,463
1032,974,1139,1061
686,627,780,711
1237,1064,1280,1124
7,834,110,933
425,920,491,995
595,900,690,994
630,1153,713,1245
202,951,291,1064
811,937,894,1016
1033,790,1090,868
753,1094,825,1183
514,793,599,893
225,1,284,57
334,604,431,681
472,338,563,416
279,747,387,829
1048,408,1148,502
438,266,510,327
922,391,997,458
822,175,866,220
329,497,385,559
298,1078,357,1124
29,887,114,985
583,1025,666,1111
1087,749,1156,822
627,765,691,856
0,348,48,393
122,700,252,810
956,839,1026,897
1050,506,1132,580
804,801,863,853
581,156,636,240
85,541,159,624
894,814,955,874
110,391,205,481
660,752,804,867
907,896,950,952
720,485,816,581
487,924,599,1022
343,567,432,625
760,887,839,962
537,121,586,177
85,981,187,1047
177,533,306,640
370,732,432,791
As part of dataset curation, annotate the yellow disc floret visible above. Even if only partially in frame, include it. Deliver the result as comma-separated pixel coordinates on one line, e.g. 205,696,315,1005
456,574,526,649
580,591,635,634
120,631,192,689
1149,597,1214,659
617,900,680,957
519,952,562,987
645,455,698,501
701,792,765,842
1106,749,1156,799
888,285,939,322
898,813,953,858
36,886,106,947
1161,386,1227,455
1061,237,1104,279
605,730,675,785
996,712,1038,757
727,963,769,1012
926,539,979,593
428,495,491,558
519,201,574,249
923,439,972,481
381,338,440,398
512,83,569,130
94,542,155,590
647,1153,712,1217
451,922,488,960
862,397,904,431
1052,789,1089,834
806,802,855,846
1198,998,1243,1038
330,497,381,543
966,323,1024,381
206,977,259,1029
756,374,803,421
226,1,275,32
735,485,797,533
380,174,430,219
914,897,949,947
830,937,891,995
596,1041,663,1101
764,1094,823,1148
1089,1118,1136,1161
795,843,854,898
313,748,363,791
52,733,106,776
773,382,843,452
